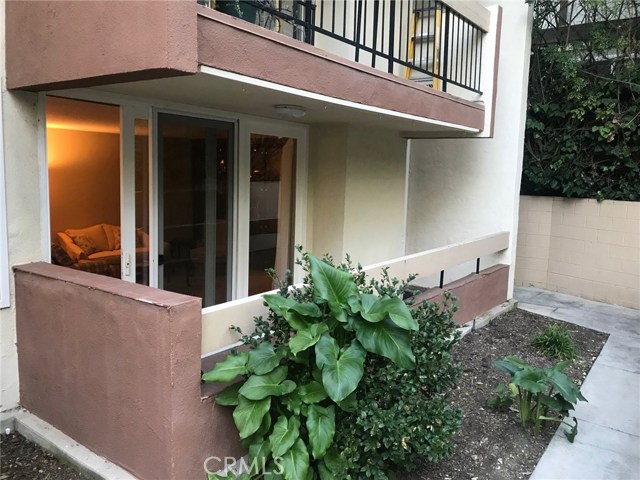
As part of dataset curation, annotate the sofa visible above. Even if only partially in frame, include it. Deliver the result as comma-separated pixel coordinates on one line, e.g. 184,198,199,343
51,224,149,278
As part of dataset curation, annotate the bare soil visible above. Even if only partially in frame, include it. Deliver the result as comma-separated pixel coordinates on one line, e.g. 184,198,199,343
0,308,607,480
410,307,608,480
0,432,90,480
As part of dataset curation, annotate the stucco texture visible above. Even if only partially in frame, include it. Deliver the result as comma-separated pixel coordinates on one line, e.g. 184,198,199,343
15,263,243,480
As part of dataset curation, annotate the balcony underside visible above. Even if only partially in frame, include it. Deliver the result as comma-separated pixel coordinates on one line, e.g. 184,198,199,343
7,1,484,135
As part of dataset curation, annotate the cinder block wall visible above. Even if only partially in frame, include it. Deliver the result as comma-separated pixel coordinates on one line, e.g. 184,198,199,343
515,196,639,309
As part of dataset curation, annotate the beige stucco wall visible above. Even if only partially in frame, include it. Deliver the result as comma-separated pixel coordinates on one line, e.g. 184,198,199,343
406,1,532,296
0,89,43,411
515,195,640,309
308,124,407,265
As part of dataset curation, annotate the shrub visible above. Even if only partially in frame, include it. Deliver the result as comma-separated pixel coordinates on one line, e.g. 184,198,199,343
202,251,462,479
532,324,577,360
335,293,462,479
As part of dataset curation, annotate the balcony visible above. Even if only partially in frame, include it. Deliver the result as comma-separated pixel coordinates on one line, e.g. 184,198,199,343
6,0,498,134
199,0,487,94
15,232,510,479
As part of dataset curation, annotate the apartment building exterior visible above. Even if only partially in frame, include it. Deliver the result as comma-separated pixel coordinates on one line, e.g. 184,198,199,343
0,1,532,478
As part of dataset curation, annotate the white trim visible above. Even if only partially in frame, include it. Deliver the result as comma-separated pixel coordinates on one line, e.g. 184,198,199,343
120,106,136,282
38,93,50,262
0,91,10,308
201,231,510,354
199,65,481,133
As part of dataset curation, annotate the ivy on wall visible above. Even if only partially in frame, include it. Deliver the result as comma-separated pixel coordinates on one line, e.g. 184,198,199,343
522,0,640,201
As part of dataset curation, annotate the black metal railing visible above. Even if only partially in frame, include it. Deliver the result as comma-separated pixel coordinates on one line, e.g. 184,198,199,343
205,0,485,93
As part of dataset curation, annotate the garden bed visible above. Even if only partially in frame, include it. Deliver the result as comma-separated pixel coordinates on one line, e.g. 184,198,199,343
410,307,608,480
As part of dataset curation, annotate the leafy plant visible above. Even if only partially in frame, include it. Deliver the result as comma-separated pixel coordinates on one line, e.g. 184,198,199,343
202,252,421,479
532,324,577,360
335,292,462,479
488,355,587,442
523,0,640,201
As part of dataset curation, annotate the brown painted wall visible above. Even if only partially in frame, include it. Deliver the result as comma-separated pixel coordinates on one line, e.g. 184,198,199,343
415,265,510,324
6,1,198,91
14,263,242,480
196,9,485,131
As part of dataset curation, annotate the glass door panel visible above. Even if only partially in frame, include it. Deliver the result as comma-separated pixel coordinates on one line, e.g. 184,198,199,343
134,118,150,285
248,134,296,295
158,114,233,307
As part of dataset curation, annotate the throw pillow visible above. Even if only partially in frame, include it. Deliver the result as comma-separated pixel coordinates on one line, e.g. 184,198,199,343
51,243,74,266
113,226,121,250
70,234,100,257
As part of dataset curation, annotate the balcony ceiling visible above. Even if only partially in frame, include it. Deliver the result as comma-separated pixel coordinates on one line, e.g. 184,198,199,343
90,70,480,136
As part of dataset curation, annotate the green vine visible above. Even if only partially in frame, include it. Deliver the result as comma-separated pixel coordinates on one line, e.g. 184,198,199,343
523,0,640,201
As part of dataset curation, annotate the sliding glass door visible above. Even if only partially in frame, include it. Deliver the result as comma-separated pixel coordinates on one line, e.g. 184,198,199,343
157,113,234,307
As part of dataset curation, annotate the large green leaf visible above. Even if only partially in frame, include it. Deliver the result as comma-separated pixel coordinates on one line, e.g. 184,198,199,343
297,381,328,404
379,296,418,331
316,335,366,402
202,352,249,383
214,382,242,406
263,295,322,331
306,404,335,459
512,368,548,394
349,295,417,331
269,415,301,457
309,255,358,322
239,367,296,401
281,391,303,415
233,395,271,439
336,391,357,412
355,318,415,369
315,334,340,370
545,368,587,403
247,342,284,375
248,440,272,475
289,323,329,356
318,448,347,480
280,438,309,480
241,412,272,448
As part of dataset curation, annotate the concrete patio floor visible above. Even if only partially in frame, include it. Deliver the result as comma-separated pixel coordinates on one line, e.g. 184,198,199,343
515,287,640,480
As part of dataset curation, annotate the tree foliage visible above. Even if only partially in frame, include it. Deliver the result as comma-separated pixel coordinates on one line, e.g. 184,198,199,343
523,0,640,201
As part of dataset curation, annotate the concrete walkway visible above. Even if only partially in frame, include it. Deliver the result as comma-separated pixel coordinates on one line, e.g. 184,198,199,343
515,287,640,480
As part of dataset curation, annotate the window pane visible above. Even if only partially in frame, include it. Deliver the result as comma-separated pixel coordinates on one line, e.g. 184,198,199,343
248,134,296,296
47,96,121,279
159,114,233,307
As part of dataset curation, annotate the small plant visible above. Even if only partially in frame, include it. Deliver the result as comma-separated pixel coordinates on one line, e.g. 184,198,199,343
532,324,577,360
488,355,587,442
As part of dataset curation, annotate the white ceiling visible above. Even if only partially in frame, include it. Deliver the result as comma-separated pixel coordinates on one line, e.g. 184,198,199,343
81,70,479,136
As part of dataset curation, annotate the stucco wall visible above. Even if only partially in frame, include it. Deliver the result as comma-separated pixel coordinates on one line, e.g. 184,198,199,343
515,196,640,309
0,90,43,411
15,263,242,480
405,1,532,297
6,0,198,90
308,124,407,265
